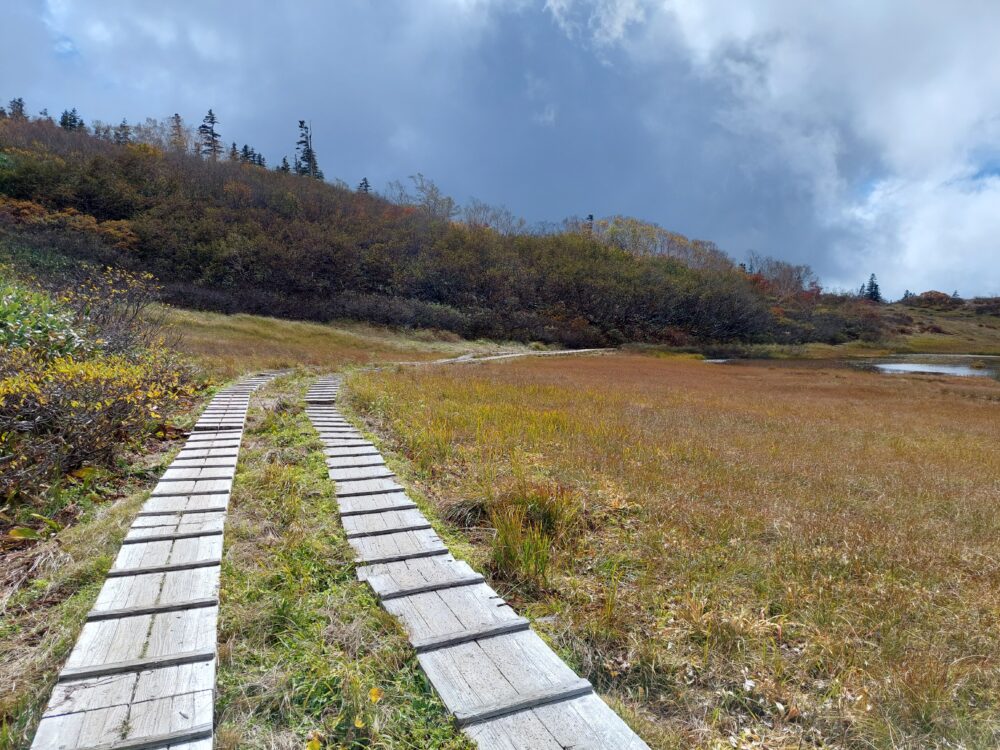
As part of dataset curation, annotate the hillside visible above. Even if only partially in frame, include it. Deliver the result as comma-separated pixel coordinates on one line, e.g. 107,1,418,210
0,114,892,348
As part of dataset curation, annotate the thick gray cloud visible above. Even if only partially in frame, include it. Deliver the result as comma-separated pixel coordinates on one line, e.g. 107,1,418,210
2,0,997,296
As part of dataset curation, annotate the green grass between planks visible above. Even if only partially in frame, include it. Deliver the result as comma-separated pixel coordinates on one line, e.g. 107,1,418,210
215,372,471,749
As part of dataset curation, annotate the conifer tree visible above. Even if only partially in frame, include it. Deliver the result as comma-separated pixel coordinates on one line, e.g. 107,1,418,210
863,274,882,303
113,119,132,145
198,109,223,161
276,156,291,173
357,177,371,194
7,98,26,119
59,108,84,131
168,113,188,153
295,120,323,179
228,142,239,162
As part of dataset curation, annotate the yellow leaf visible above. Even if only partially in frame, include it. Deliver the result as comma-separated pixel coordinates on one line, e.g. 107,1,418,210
368,687,384,704
305,738,321,750
354,716,365,729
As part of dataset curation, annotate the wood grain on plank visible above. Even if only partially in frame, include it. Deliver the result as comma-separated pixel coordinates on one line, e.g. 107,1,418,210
342,507,430,538
348,528,448,564
358,555,485,600
337,492,417,516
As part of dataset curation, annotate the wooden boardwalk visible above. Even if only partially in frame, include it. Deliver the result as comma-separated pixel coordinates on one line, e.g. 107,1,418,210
30,373,278,750
306,376,649,749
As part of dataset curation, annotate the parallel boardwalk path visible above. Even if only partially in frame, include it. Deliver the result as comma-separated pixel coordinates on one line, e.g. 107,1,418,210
30,373,279,750
305,376,649,749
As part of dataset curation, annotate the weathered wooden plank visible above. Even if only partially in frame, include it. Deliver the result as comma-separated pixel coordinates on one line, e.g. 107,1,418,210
465,693,651,749
348,528,448,564
106,559,219,578
161,466,236,481
358,555,485,600
326,454,386,469
136,506,227,518
417,630,591,726
323,446,381,458
124,515,224,542
144,601,218,661
90,567,219,614
183,431,243,442
63,607,217,678
415,619,530,653
139,494,229,515
321,439,376,450
171,457,239,469
87,597,217,622
151,478,232,496
44,662,214,723
334,477,405,497
110,536,223,573
342,507,430,538
131,511,226,529
121,529,222,545
174,447,239,460
337,492,416,516
179,438,241,449
34,691,214,750
59,648,216,683
383,583,527,651
328,465,395,482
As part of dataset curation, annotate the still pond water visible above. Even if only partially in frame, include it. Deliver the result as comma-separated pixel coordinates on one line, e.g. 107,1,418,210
710,355,1000,381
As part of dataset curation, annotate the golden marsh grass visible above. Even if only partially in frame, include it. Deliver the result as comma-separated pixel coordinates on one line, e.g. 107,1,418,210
347,353,1000,748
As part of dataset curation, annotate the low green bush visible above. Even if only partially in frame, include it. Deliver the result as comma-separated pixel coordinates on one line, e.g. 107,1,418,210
0,267,194,518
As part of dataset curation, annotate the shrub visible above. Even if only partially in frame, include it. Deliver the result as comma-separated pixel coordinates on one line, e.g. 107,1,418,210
0,268,194,511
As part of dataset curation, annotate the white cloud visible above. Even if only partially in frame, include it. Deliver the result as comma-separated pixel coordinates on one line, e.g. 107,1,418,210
533,103,557,126
545,0,1000,295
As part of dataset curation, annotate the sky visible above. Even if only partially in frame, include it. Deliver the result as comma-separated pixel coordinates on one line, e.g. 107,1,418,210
2,0,999,298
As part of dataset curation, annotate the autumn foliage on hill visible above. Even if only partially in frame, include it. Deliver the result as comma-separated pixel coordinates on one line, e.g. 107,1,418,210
1,115,877,346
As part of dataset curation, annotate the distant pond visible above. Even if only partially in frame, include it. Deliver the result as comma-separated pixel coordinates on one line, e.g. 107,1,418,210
706,354,1000,381
860,355,1000,380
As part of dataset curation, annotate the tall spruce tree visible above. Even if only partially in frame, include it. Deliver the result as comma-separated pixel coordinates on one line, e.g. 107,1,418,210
198,109,223,161
276,156,291,173
228,142,239,162
295,120,323,179
357,177,371,194
863,274,882,303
